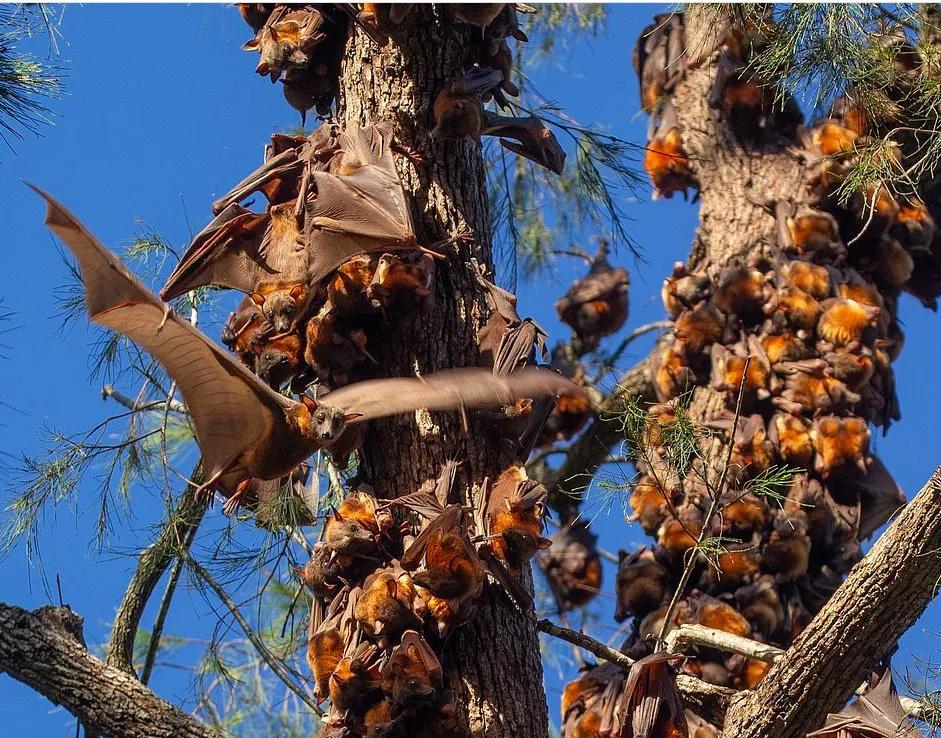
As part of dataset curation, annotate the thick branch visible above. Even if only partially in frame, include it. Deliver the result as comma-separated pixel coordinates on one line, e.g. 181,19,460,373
106,472,206,675
0,603,217,738
721,466,941,738
665,624,784,665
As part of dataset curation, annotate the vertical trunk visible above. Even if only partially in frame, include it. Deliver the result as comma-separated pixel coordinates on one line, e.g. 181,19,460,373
337,10,549,738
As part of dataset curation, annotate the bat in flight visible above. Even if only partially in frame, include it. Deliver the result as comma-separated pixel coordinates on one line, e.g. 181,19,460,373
32,186,583,514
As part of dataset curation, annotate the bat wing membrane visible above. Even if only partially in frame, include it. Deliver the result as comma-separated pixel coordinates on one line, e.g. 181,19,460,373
33,186,291,485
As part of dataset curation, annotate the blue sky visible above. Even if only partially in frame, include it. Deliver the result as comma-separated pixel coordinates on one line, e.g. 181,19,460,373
1,5,939,736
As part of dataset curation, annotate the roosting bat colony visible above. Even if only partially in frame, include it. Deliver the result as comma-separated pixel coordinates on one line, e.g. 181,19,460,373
560,12,939,738
31,3,941,738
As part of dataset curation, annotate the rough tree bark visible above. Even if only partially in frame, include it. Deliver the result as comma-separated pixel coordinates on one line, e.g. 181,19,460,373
337,9,548,738
722,466,941,737
0,604,217,738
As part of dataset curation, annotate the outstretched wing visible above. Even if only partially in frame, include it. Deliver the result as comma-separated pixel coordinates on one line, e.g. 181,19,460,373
304,122,417,284
321,367,583,424
32,185,290,486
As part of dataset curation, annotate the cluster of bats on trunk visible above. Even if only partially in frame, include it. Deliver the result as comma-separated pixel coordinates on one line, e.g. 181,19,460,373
34,39,585,738
560,11,935,738
236,3,566,176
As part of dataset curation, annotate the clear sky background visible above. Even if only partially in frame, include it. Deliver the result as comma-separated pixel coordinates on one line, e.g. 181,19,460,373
1,5,939,737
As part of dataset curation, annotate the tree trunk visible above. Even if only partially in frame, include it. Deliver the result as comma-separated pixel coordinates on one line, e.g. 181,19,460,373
721,466,941,738
336,10,549,738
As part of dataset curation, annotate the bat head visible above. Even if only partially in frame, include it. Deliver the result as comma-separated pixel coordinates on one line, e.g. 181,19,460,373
295,395,353,444
251,284,309,334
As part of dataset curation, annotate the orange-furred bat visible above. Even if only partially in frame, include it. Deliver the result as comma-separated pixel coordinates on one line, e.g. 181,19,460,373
614,547,670,622
355,564,421,641
307,587,357,702
555,241,629,349
644,100,695,200
713,264,769,325
812,121,859,157
673,302,725,354
709,338,771,407
761,513,811,581
719,493,770,540
221,296,270,371
892,197,935,254
324,488,393,559
765,286,821,333
760,330,813,364
775,201,842,258
433,67,504,139
305,303,373,386
327,253,380,317
481,111,567,174
400,504,486,633
366,251,436,312
811,415,871,477
807,668,922,738
540,521,602,611
380,629,443,709
706,413,774,481
704,545,761,587
780,260,833,301
629,475,672,535
695,595,751,637
330,641,383,713
651,339,697,403
242,5,328,81
484,465,552,575
662,262,711,318
35,182,582,513
768,412,813,467
771,359,862,415
727,655,770,690
255,328,306,389
657,503,704,553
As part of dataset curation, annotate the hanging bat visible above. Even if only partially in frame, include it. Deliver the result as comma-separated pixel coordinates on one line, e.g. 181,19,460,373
479,39,519,98
719,492,770,540
761,512,811,581
242,4,328,81
614,547,670,622
892,196,935,254
759,329,813,364
713,262,770,326
399,503,486,635
703,545,761,587
477,271,548,374
484,465,551,576
34,186,583,513
433,67,505,139
633,12,685,114
327,253,380,317
709,337,771,407
765,286,822,333
221,296,271,371
237,3,276,32
734,575,784,640
657,502,704,553
380,629,443,710
673,302,725,355
629,475,672,535
308,586,359,702
651,339,698,403
662,262,711,318
481,112,566,174
778,259,833,302
771,359,862,415
480,3,528,54
305,303,374,386
807,668,922,738
606,652,689,738
694,594,752,637
855,454,906,539
324,488,394,560
774,201,844,259
280,23,346,126
354,564,422,642
554,240,629,349
540,520,602,611
644,100,695,199
811,415,871,477
366,251,436,313
330,641,383,713
768,412,813,467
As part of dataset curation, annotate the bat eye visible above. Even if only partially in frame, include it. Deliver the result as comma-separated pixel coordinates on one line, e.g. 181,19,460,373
316,411,326,423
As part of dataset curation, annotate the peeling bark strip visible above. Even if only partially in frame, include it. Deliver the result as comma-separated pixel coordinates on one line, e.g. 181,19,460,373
0,604,217,738
337,9,549,738
722,466,941,738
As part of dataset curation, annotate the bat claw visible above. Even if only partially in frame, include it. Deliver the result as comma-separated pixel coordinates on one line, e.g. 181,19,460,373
157,304,172,333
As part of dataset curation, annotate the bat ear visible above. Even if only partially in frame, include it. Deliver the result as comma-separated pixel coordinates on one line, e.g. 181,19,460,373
537,536,553,551
290,284,306,301
301,395,318,412
385,580,398,598
242,38,260,51
250,292,266,307
344,412,364,422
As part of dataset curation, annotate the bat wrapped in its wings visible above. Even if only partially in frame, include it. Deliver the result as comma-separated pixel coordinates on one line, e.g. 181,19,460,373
33,185,583,513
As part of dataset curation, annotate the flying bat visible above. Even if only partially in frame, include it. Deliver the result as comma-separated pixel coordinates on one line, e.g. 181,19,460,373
33,186,584,513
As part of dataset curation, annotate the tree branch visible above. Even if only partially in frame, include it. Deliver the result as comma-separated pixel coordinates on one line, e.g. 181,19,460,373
721,465,941,738
105,468,206,675
537,352,657,521
0,603,217,738
536,618,735,726
665,624,784,665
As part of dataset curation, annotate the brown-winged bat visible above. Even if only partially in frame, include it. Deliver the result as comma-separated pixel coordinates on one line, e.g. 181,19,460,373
33,186,584,514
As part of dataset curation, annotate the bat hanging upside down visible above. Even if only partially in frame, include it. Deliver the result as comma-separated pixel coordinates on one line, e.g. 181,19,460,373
33,186,584,515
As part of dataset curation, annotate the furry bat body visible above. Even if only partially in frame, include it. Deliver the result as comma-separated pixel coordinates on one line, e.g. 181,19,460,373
34,187,583,513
